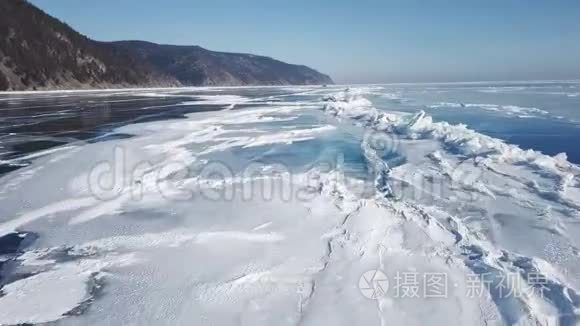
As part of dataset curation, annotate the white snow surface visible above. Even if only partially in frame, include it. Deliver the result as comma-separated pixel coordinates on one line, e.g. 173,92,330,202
0,86,579,325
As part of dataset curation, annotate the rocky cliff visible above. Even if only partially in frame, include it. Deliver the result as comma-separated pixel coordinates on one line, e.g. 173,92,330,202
0,0,332,91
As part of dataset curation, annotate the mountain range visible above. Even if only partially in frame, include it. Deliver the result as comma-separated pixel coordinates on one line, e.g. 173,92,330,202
0,0,333,91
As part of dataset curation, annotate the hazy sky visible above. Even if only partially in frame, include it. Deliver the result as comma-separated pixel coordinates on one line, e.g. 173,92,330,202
30,0,580,83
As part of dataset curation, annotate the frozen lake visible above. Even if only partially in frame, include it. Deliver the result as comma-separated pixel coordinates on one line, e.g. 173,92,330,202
0,82,579,325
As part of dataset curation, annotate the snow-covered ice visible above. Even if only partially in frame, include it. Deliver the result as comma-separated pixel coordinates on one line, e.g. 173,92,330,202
0,84,579,325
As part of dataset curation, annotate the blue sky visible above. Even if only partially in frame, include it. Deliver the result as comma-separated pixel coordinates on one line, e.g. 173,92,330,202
30,0,580,83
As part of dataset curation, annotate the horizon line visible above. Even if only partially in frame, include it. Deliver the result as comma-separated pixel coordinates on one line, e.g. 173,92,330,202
1,79,579,95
